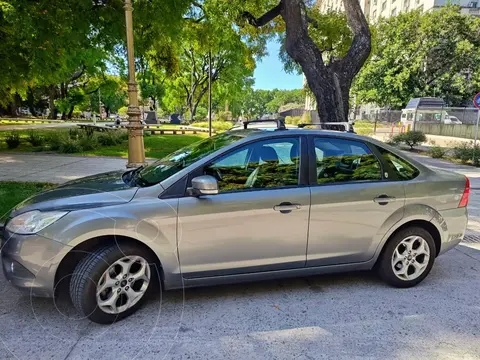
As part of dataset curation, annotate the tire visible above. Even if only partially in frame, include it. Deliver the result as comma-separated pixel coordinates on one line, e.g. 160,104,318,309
377,226,436,288
69,243,159,324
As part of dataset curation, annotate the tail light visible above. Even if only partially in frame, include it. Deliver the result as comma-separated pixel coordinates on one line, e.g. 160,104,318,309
458,176,470,208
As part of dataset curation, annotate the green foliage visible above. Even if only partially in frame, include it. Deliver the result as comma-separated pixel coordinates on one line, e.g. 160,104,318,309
5,132,20,149
216,111,233,121
392,131,427,149
265,89,305,113
279,9,353,74
354,6,480,108
429,146,447,159
77,134,99,151
118,107,129,116
301,111,312,124
452,142,476,163
97,132,123,146
27,130,45,147
59,139,83,154
194,121,233,131
285,116,302,125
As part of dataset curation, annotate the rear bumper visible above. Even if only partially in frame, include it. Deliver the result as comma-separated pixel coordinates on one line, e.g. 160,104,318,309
437,207,468,256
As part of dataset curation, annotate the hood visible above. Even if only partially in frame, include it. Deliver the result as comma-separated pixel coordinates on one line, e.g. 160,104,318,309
11,170,138,217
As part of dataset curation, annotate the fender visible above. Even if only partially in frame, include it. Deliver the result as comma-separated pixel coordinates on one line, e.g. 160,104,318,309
371,204,445,263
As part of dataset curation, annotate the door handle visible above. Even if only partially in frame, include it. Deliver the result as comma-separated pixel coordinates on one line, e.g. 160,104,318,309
274,202,302,213
373,194,396,205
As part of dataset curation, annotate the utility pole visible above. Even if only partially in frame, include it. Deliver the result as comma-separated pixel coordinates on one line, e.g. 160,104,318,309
124,0,146,168
98,88,102,120
208,51,212,137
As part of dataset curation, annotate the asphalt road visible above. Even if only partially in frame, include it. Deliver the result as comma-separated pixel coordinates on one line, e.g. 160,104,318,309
1,151,480,360
0,243,479,360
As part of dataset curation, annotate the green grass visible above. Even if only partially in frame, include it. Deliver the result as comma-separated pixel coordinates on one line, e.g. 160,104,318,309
0,182,53,222
0,128,204,159
82,134,204,158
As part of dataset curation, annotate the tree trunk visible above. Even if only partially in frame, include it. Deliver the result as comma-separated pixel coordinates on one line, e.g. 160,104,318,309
27,87,37,116
67,106,74,119
244,0,370,123
48,85,58,119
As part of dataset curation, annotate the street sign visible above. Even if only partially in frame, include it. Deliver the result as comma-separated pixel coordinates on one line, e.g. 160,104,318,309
474,92,480,109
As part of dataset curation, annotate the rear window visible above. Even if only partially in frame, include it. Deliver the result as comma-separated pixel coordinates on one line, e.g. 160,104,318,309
377,147,419,180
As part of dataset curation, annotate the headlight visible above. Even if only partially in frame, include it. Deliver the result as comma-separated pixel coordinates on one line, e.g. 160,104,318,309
6,210,68,235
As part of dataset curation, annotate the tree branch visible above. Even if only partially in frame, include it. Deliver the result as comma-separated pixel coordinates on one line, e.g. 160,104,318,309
242,1,283,27
338,0,371,79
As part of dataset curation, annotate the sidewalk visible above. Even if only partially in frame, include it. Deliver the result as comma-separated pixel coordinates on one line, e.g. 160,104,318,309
0,153,128,183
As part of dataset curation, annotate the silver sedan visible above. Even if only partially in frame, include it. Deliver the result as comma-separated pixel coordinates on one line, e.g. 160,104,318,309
1,125,469,323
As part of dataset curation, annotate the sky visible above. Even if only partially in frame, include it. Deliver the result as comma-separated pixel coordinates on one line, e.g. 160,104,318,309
253,40,303,91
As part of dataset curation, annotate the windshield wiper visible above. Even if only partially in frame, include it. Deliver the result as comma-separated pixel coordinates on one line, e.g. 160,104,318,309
128,166,144,186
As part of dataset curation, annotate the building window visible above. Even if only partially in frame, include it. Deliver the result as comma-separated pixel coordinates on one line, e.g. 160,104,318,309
404,0,410,9
391,7,397,15
381,1,387,11
468,1,478,7
373,9,377,17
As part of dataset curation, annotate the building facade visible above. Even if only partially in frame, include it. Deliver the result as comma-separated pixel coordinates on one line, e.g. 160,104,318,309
318,0,480,21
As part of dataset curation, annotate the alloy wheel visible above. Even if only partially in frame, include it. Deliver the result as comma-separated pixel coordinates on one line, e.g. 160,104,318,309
96,256,151,314
391,236,430,281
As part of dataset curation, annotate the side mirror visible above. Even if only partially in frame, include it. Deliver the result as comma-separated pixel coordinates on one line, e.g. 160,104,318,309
187,175,219,197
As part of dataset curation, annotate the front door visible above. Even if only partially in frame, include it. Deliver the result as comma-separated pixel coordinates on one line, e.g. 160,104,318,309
177,136,310,278
307,136,406,266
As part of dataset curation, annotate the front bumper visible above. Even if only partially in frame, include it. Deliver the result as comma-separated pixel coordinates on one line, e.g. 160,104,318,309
1,225,72,297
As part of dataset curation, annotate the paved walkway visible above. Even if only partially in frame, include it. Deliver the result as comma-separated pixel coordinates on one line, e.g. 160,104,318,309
0,153,128,183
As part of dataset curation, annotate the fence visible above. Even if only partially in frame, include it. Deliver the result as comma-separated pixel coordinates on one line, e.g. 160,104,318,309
353,107,480,140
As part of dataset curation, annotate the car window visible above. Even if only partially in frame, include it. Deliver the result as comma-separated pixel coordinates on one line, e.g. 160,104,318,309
376,147,419,180
314,137,382,184
205,138,300,192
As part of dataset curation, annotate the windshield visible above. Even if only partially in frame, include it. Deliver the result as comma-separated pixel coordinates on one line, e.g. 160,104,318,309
134,132,244,187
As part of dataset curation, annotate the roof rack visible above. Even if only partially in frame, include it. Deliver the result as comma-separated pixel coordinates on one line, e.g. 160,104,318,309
243,119,286,130
298,122,355,133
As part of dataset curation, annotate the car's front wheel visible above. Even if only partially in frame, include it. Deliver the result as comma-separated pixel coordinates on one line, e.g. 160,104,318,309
377,226,436,288
70,244,157,324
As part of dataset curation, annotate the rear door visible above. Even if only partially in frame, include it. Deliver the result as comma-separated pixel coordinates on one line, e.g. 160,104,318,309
306,136,406,266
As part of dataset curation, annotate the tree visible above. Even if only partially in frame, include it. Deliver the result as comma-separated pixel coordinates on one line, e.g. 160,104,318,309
243,0,371,122
265,88,305,113
353,6,480,108
163,6,256,122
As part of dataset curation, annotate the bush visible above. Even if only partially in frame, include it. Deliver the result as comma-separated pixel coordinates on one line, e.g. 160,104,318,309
118,130,129,141
69,128,81,140
118,106,128,116
216,111,233,121
452,143,474,164
58,139,83,153
194,121,233,131
46,133,65,151
97,132,123,146
429,146,447,159
285,116,302,125
5,132,20,149
78,134,99,151
27,130,45,146
301,111,312,124
392,131,426,149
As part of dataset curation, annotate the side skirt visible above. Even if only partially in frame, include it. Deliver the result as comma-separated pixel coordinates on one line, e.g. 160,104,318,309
164,260,376,290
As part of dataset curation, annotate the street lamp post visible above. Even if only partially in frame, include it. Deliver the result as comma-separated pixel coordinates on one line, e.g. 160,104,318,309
124,0,146,168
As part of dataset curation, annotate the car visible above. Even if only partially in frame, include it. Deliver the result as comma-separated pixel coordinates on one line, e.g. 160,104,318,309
1,120,469,324
444,116,462,125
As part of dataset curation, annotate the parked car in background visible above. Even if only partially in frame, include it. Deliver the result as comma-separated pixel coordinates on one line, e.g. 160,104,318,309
444,115,462,125
1,120,469,324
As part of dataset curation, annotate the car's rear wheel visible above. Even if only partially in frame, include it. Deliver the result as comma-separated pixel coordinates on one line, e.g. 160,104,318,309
70,244,157,324
377,226,436,288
